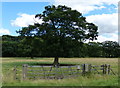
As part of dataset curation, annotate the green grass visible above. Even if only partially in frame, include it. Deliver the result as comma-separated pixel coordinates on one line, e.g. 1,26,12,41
2,57,118,86
3,75,118,86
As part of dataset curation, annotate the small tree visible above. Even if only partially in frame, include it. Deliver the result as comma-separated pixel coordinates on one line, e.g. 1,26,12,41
17,5,98,66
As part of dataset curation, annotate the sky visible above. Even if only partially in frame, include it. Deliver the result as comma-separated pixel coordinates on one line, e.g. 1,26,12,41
0,0,119,43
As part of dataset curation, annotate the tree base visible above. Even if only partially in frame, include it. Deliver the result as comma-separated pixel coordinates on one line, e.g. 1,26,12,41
53,57,60,67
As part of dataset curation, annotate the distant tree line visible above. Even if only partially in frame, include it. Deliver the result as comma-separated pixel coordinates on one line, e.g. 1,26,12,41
2,35,120,58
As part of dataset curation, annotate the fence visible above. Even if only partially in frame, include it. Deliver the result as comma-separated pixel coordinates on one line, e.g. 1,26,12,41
13,64,116,80
22,64,79,80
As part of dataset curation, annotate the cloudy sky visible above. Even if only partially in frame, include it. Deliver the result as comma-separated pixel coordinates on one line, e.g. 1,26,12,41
1,0,119,42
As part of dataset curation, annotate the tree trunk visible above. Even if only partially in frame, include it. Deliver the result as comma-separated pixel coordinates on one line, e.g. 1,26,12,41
31,56,34,59
53,57,59,67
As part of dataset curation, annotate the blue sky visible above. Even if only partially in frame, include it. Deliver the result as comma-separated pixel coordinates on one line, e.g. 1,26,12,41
2,2,51,35
84,4,117,16
1,1,118,42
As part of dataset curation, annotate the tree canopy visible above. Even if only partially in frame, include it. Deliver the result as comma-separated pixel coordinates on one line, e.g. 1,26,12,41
2,5,120,61
2,35,120,58
17,5,98,66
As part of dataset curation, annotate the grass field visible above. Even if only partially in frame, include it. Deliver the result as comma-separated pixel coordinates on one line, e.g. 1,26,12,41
1,57,118,86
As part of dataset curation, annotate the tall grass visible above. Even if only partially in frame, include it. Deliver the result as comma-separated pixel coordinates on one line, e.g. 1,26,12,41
2,57,118,86
3,74,118,86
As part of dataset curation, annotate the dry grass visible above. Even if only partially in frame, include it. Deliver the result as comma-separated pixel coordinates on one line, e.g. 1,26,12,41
2,57,53,63
59,58,118,65
2,57,118,63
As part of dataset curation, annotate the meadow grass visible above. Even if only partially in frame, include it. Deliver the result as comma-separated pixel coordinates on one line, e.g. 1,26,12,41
2,57,118,86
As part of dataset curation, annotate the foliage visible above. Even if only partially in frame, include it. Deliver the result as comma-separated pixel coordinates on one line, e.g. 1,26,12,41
87,42,102,57
2,35,120,58
2,5,120,58
102,41,120,57
16,5,98,60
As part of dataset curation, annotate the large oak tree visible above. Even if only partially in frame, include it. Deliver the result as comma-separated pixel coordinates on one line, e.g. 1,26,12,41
17,5,98,66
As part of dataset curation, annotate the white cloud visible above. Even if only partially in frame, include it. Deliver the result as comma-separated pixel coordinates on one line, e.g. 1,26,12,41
119,35,120,44
54,0,118,42
54,0,118,14
0,28,10,35
11,13,43,27
94,33,118,42
86,13,118,34
86,13,118,42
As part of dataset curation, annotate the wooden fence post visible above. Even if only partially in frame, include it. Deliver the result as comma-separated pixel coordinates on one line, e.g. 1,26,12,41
82,64,86,75
22,64,28,80
13,66,17,80
105,64,107,74
102,64,104,74
103,64,105,74
102,64,107,74
107,64,110,74
83,64,92,72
